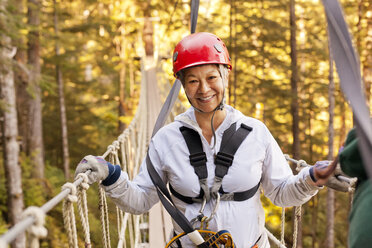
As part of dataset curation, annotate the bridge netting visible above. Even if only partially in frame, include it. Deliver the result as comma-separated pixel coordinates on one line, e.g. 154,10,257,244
1,54,316,248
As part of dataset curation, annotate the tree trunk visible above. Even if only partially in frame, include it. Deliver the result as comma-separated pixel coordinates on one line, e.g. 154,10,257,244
232,9,237,108
143,17,154,57
0,8,25,246
14,0,30,154
118,62,126,133
27,0,44,179
326,28,335,248
311,195,318,248
129,60,134,98
54,0,70,180
228,0,233,105
290,0,302,247
290,0,300,160
116,23,127,134
308,92,317,248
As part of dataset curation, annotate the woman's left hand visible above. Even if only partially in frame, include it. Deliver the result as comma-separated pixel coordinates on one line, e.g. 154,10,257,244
311,160,355,192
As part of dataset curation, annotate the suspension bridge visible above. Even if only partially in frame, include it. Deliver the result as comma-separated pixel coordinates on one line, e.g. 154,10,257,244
0,55,304,248
0,0,370,247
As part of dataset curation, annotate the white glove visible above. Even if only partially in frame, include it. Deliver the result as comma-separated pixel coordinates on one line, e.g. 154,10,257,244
75,155,109,184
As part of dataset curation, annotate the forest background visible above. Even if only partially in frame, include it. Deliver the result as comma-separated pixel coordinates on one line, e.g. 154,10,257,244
0,0,371,247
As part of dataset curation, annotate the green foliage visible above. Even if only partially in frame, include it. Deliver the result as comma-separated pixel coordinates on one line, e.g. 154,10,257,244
20,153,47,206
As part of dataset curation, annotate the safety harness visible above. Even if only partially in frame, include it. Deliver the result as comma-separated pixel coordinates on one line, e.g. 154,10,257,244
169,122,260,204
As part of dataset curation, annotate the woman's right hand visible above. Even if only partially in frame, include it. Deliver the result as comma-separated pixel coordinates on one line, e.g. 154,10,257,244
74,155,109,184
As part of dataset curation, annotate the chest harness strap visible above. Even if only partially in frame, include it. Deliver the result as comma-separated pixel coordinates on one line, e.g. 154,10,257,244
170,122,260,204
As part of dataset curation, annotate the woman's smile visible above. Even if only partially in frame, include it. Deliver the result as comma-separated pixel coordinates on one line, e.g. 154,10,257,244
183,64,226,113
197,95,215,102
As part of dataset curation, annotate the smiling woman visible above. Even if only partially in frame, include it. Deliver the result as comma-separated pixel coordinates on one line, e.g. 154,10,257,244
75,32,343,248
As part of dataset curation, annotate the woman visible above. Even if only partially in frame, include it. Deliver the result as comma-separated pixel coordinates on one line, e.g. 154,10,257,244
75,32,325,247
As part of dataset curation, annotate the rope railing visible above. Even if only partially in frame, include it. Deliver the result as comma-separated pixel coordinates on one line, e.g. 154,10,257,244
0,173,87,247
0,56,317,248
0,56,168,248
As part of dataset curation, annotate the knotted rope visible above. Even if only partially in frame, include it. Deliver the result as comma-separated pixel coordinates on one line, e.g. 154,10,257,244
292,206,302,248
107,142,128,244
62,182,78,248
21,206,48,248
99,187,111,248
295,160,307,172
281,208,285,246
76,173,91,247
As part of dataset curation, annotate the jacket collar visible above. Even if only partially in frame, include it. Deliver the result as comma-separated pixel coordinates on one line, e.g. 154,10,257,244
174,105,245,133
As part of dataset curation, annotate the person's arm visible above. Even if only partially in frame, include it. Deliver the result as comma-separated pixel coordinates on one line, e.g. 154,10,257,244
260,128,320,207
102,140,164,214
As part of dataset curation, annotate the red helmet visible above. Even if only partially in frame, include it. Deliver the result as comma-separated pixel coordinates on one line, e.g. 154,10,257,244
172,32,232,75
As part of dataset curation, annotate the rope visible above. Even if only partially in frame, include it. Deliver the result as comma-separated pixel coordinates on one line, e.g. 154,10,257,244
99,187,111,248
281,208,285,246
62,183,78,248
116,206,123,239
295,160,307,172
21,207,48,248
292,206,301,248
76,173,91,247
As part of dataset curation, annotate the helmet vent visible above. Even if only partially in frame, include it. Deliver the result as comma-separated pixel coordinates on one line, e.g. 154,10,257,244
214,44,223,53
173,51,178,62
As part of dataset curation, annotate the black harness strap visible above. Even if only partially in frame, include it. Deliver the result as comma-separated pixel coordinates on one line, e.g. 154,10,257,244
169,183,203,204
146,155,194,234
180,126,208,180
219,181,260,202
172,122,259,204
215,123,252,179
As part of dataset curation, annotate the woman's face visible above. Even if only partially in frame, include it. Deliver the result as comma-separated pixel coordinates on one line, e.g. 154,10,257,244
183,64,227,113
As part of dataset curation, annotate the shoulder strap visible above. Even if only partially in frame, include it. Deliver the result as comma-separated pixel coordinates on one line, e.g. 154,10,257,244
179,126,210,202
214,123,253,178
180,126,208,180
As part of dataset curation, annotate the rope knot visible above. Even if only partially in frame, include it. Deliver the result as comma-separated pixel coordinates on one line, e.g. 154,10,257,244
107,141,120,153
284,154,290,160
21,206,48,238
62,183,78,202
112,141,120,149
296,160,307,171
76,173,90,190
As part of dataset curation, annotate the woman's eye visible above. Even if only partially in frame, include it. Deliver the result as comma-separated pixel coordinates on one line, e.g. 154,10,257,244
208,76,217,80
189,80,198,84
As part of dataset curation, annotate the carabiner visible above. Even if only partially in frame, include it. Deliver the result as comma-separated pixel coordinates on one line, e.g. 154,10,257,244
206,192,220,223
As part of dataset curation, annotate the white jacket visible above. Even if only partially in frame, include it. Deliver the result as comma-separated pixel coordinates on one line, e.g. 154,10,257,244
103,105,319,247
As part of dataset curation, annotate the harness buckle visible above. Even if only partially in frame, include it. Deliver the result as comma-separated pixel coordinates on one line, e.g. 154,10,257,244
189,152,207,167
215,152,234,167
